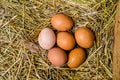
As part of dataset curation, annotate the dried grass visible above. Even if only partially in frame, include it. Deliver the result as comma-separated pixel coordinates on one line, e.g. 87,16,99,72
0,0,117,80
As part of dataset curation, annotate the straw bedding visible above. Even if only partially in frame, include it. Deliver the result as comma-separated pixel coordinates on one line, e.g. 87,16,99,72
0,0,117,80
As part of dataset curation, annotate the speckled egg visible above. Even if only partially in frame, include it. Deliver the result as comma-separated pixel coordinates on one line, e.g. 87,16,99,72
38,28,56,50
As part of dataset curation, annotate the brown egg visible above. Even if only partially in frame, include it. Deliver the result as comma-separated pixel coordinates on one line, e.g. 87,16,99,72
57,32,75,50
48,47,67,66
75,27,94,48
51,13,73,31
67,48,86,68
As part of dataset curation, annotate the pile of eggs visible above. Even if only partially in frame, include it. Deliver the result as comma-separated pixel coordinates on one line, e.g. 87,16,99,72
38,13,94,68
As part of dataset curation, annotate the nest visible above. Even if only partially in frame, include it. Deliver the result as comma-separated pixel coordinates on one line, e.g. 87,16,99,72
0,0,117,80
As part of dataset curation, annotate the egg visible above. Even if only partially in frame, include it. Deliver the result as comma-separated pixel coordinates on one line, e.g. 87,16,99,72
57,32,75,50
48,47,67,66
75,27,94,48
38,28,56,50
67,48,86,68
51,13,73,31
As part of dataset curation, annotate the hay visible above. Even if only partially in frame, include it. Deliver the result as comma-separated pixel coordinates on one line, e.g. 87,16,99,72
0,0,117,80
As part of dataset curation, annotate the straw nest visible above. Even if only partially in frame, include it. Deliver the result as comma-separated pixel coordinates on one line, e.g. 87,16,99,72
0,0,117,80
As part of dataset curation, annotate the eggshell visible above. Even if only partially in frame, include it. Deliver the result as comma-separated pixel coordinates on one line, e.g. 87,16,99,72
51,13,73,31
38,28,56,50
67,48,86,68
48,47,67,66
75,27,94,48
57,32,75,50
